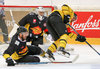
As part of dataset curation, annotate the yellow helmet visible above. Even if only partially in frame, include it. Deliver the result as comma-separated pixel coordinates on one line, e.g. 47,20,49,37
61,4,70,15
62,4,74,20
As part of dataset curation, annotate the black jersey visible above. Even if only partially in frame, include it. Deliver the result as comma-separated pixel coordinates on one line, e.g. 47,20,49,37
3,34,28,60
18,12,48,37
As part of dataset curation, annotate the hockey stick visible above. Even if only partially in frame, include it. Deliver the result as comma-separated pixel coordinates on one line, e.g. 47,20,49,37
10,10,15,24
15,61,72,65
9,10,19,38
57,51,79,63
67,23,100,55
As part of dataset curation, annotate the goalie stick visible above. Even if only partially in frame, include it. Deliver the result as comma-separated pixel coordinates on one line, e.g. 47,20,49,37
67,23,100,55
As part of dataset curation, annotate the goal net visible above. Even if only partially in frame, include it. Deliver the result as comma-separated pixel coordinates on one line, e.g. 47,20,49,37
0,5,54,55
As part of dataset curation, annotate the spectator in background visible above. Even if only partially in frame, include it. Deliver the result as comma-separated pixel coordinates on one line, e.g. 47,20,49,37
0,0,9,43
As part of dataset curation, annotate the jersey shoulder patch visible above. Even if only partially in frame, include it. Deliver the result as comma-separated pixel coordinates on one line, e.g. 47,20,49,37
15,40,20,46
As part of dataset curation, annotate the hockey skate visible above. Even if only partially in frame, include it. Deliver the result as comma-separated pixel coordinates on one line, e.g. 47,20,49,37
45,49,55,62
66,47,74,51
57,47,70,58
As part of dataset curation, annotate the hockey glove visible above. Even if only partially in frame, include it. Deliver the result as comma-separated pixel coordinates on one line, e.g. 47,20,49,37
76,35,86,42
6,58,15,66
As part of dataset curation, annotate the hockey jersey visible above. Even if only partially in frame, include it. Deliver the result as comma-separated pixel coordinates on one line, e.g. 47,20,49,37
18,12,48,38
3,34,29,60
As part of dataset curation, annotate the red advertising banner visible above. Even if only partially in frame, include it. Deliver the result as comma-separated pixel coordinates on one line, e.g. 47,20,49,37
71,12,100,38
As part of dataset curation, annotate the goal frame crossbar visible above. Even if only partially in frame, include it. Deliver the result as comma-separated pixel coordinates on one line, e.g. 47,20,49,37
0,5,54,11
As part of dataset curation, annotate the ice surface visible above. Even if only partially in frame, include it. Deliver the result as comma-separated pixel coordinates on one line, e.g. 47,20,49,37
0,44,100,69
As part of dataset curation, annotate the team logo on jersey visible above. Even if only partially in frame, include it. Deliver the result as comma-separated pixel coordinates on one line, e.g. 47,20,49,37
43,23,46,27
19,46,28,54
65,30,67,32
31,26,42,35
15,40,20,46
33,19,36,23
21,46,24,49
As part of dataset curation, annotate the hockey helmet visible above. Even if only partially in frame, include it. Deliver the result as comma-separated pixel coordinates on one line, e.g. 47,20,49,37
17,26,28,34
36,7,45,12
61,4,70,15
36,7,45,20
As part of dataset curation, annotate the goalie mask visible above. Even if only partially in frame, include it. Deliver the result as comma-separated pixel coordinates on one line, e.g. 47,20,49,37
35,7,45,20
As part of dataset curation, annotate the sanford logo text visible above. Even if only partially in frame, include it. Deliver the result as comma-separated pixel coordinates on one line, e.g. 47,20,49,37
72,15,100,32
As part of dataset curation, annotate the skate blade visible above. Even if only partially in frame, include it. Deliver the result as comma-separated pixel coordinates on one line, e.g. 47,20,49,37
56,51,79,63
57,51,70,58
45,53,55,62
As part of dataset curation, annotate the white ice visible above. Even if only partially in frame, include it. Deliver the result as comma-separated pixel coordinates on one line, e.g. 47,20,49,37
0,44,100,69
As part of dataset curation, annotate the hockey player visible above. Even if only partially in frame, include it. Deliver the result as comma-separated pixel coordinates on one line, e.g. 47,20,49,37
46,4,86,60
0,0,9,43
3,26,45,66
18,7,48,46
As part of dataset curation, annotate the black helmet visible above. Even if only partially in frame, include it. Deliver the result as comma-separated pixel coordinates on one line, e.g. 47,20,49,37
17,26,28,34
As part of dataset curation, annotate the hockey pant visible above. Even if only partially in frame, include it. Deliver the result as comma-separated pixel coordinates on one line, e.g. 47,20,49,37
15,46,42,63
46,16,69,53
